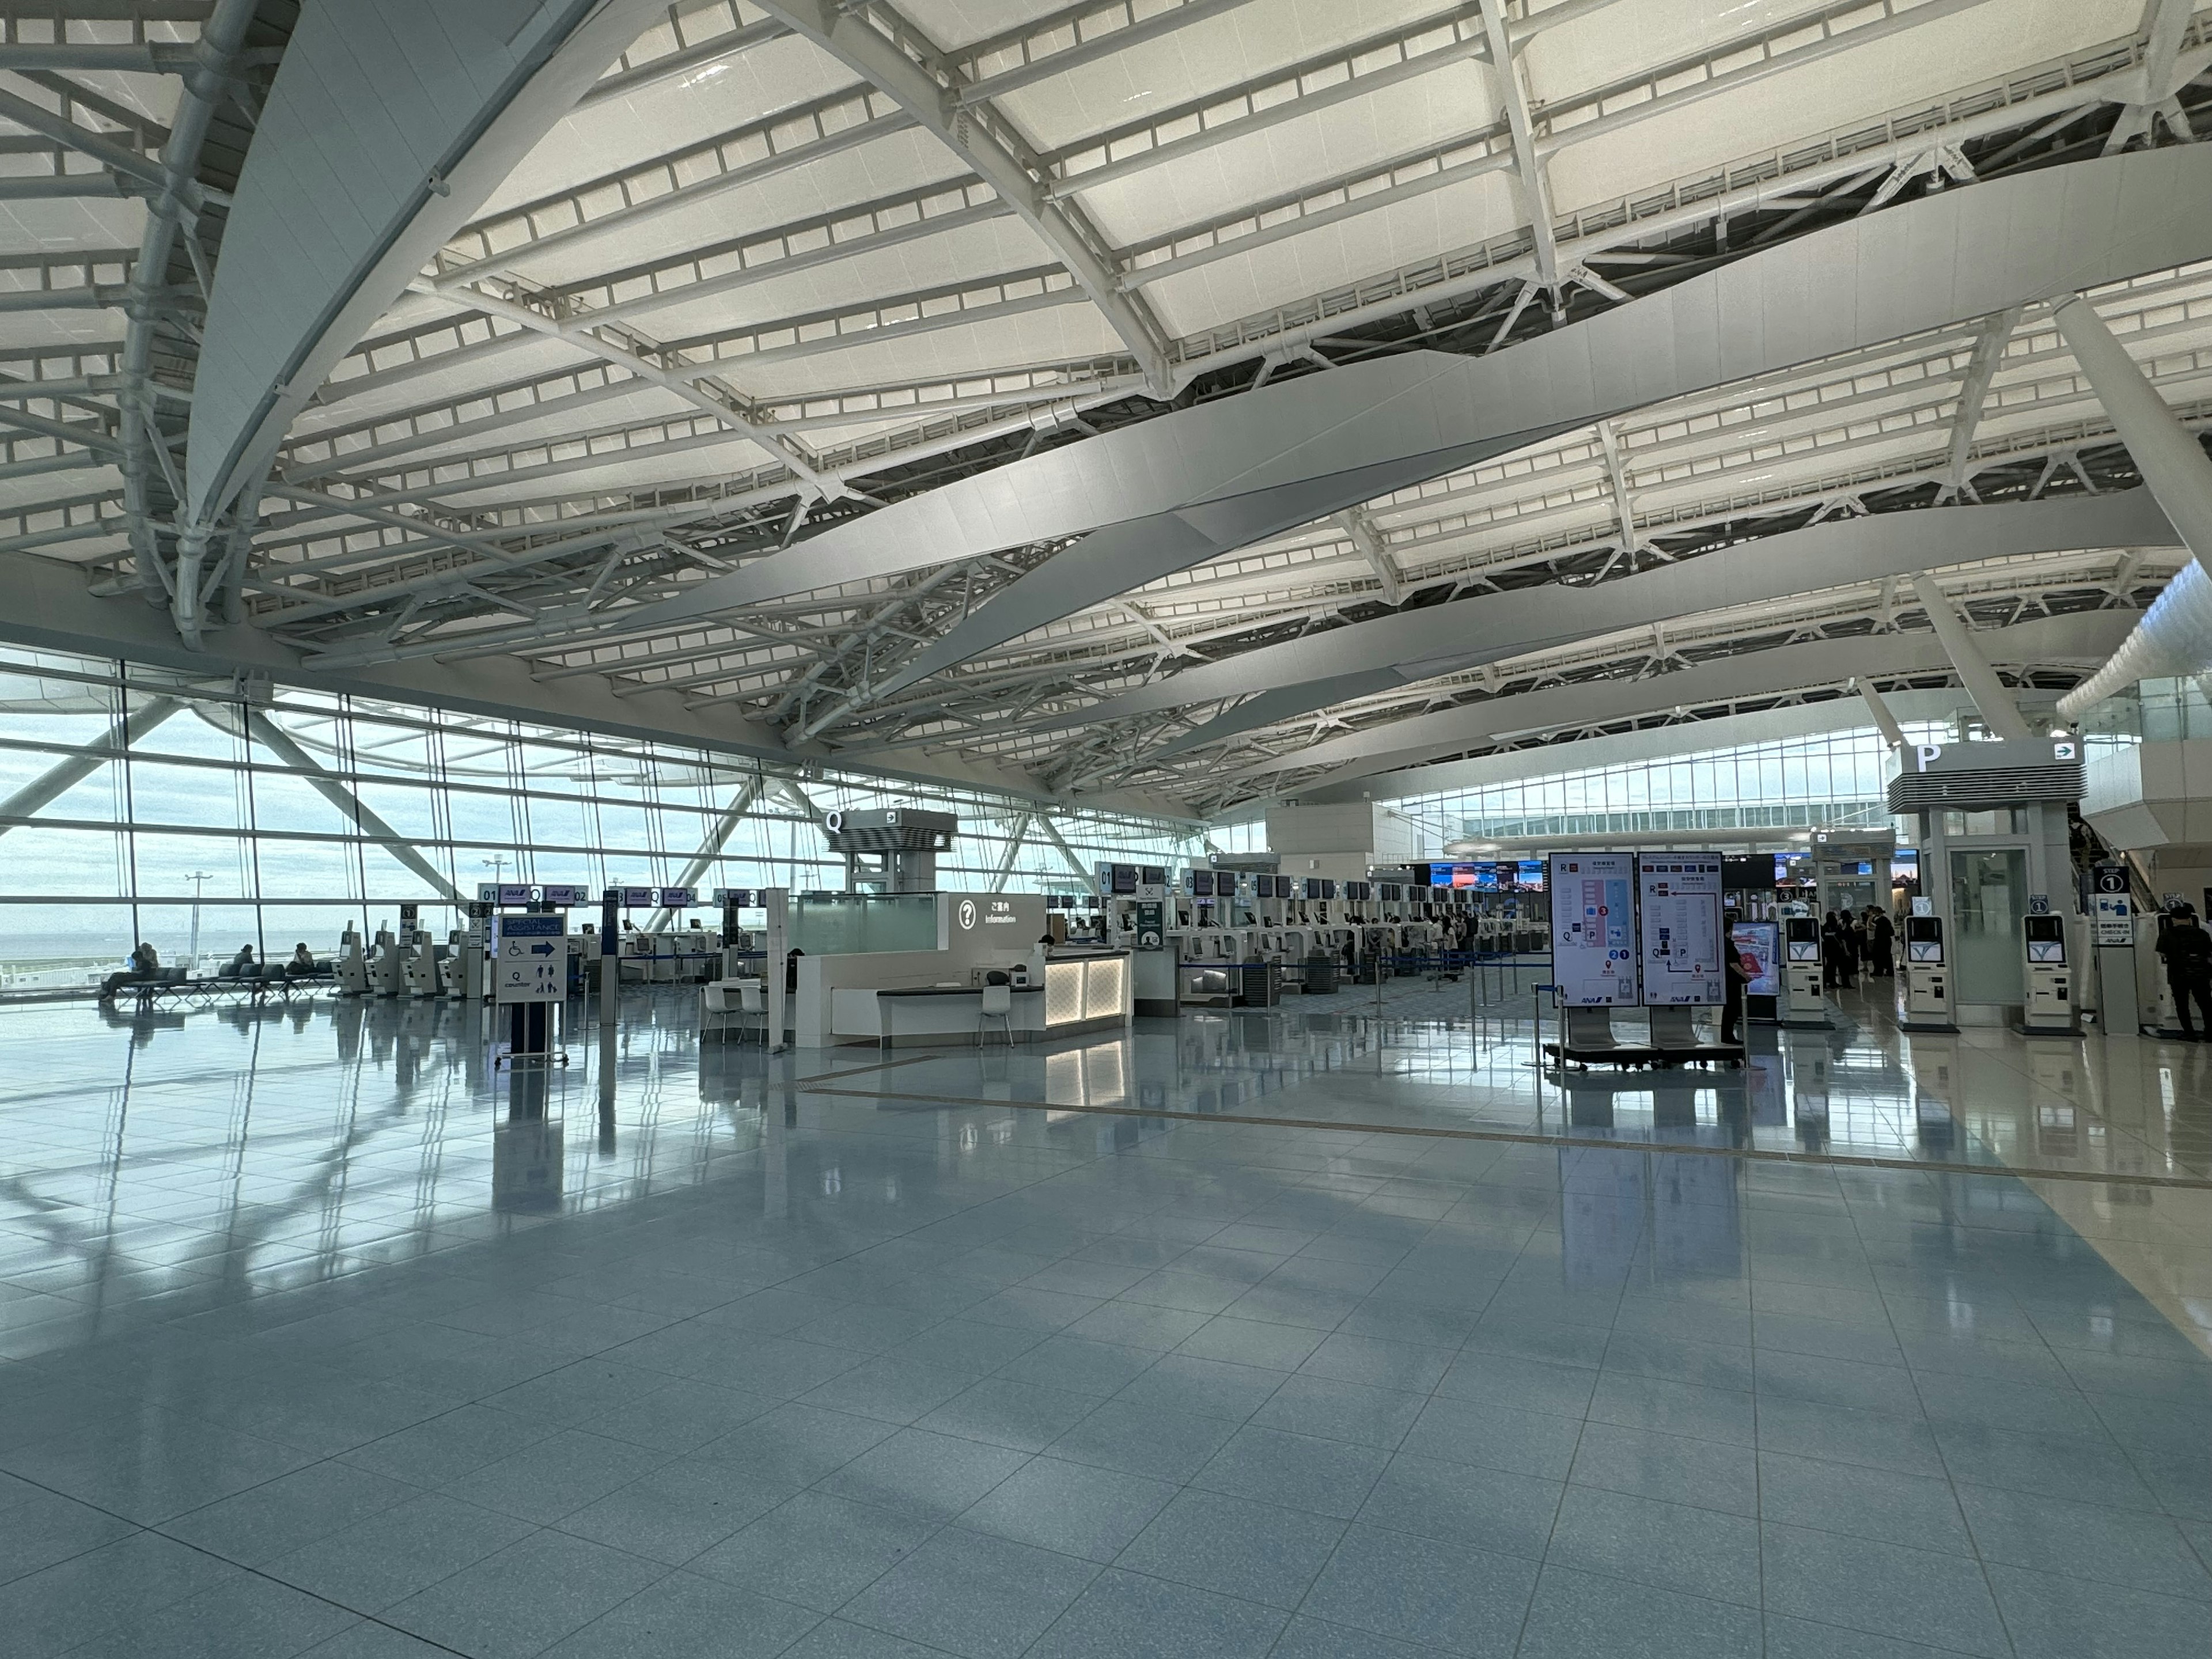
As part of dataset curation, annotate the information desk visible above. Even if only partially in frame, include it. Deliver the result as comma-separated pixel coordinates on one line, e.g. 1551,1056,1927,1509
877,984,1043,1048
863,952,1133,1048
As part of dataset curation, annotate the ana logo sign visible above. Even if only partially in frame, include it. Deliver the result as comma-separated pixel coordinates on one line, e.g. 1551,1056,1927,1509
958,900,978,931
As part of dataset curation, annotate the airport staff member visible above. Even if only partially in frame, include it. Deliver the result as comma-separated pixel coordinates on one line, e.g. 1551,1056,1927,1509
2156,906,2212,1038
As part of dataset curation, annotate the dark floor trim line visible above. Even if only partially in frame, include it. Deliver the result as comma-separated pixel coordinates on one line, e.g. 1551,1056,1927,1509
796,1084,2212,1191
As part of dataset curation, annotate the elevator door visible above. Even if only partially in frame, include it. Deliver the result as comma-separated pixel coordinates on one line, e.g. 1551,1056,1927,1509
1950,848,2027,1006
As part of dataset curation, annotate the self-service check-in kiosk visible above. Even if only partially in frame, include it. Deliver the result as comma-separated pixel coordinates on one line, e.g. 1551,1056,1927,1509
2021,914,2076,1035
1778,913,1830,1028
1900,914,1955,1032
335,927,369,995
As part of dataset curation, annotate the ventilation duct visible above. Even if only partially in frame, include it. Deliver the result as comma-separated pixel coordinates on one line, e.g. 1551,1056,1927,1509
2057,559,2212,721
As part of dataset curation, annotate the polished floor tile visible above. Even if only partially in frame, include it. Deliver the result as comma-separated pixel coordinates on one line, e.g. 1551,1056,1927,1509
0,986,2207,1656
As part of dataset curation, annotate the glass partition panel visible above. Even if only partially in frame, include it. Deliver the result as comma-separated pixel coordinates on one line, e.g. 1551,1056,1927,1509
789,893,938,956
1950,848,2027,1006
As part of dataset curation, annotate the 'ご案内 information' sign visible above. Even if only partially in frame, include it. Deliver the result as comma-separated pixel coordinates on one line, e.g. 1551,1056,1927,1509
1638,855,1725,1006
1550,854,1638,1005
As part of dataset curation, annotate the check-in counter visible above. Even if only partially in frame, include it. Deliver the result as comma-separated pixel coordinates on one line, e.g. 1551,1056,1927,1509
803,946,1134,1047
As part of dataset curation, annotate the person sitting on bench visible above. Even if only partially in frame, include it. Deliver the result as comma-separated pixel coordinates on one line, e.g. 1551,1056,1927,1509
99,942,160,1002
220,944,257,978
286,942,317,976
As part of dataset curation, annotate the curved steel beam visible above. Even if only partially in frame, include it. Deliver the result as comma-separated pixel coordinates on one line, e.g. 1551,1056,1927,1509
180,0,668,633
1033,491,2175,754
753,0,1173,393
1273,609,2138,804
565,143,2212,698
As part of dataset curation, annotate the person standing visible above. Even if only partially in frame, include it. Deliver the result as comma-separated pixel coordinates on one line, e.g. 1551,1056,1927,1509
1722,912,1753,1045
1865,906,1895,977
1823,912,1856,989
2156,907,2212,1038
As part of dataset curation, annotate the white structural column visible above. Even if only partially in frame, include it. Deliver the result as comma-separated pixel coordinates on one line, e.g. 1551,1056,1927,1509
0,695,180,830
1908,571,2036,743
2104,0,2199,153
2055,294,2212,578
1478,2,1559,297
1854,676,1910,750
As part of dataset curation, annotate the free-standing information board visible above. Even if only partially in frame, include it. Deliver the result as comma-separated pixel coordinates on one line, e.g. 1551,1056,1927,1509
1638,855,1725,1005
492,913,565,1004
1550,853,1639,1005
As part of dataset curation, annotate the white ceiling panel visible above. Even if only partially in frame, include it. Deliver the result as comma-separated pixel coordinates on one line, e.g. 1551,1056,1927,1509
994,0,1440,153
1072,58,1499,250
1138,167,1520,336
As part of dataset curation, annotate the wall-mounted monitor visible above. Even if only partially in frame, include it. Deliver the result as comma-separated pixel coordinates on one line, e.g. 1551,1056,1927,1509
1516,859,1545,892
1109,865,1138,894
1139,865,1166,885
1190,870,1215,897
540,884,589,907
1721,855,1773,892
1320,879,1338,899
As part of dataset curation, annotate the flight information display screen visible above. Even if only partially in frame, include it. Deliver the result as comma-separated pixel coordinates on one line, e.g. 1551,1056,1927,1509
1638,856,1725,1005
1549,853,1638,1005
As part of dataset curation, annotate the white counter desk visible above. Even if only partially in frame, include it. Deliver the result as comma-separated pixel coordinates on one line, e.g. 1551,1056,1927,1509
853,952,1132,1048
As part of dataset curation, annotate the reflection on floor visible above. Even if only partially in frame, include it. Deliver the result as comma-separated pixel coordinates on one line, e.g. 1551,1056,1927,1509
0,987,2206,1657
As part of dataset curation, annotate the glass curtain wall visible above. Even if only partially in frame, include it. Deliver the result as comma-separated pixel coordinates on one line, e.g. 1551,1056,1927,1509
0,644,1207,984
1385,723,1946,850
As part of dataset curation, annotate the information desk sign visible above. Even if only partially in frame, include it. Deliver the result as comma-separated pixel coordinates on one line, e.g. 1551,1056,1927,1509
1639,855,1725,1005
1549,853,1638,1005
491,913,566,1005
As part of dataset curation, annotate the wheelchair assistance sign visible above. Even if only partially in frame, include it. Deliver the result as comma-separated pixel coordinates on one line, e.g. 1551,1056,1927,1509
491,913,565,1004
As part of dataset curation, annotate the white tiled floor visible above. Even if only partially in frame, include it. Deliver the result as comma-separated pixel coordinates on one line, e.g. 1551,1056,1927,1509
0,985,2205,1656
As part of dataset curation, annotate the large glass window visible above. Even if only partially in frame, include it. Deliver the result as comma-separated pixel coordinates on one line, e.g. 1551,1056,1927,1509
0,646,1209,987
1386,722,1948,849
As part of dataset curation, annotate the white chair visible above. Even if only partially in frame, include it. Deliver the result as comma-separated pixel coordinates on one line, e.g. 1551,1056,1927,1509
979,974,1013,1047
703,978,767,1041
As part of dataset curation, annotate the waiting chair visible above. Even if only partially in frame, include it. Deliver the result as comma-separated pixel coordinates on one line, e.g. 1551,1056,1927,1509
979,972,1013,1048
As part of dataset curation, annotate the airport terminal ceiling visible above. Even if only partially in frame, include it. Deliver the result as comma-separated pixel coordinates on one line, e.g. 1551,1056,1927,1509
2,0,2211,822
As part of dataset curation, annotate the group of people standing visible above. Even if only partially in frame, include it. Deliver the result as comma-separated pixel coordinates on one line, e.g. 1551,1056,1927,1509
1821,905,1896,988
